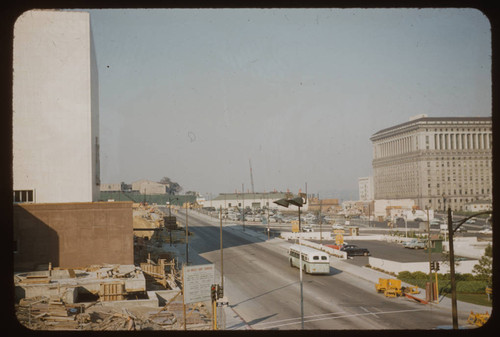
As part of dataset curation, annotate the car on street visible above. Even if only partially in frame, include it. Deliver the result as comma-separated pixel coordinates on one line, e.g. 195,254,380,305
403,239,427,249
340,244,370,257
479,227,492,235
465,218,476,224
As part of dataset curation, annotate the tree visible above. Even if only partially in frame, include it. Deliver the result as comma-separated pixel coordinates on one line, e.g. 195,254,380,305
472,244,492,286
159,177,182,195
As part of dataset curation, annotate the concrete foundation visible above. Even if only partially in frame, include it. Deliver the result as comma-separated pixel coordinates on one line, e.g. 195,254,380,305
14,265,146,304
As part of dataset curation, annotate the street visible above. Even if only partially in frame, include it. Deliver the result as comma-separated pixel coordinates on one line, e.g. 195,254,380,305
172,209,459,330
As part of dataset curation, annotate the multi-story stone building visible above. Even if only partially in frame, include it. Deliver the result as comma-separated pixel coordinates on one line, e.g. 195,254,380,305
370,115,492,211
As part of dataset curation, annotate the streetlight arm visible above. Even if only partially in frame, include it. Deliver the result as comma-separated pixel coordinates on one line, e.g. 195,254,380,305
451,211,492,235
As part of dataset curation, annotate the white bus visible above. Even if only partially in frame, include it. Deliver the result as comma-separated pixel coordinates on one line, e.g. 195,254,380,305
288,244,330,274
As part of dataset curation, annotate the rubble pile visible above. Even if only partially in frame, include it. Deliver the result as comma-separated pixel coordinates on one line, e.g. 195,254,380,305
16,295,211,330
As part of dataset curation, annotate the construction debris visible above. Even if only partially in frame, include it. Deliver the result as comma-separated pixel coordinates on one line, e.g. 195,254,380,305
15,293,211,331
14,258,209,331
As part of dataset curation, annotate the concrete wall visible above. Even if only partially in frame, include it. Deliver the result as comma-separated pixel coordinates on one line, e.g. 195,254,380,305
139,181,167,195
100,183,122,192
13,10,99,203
369,257,479,275
13,202,133,271
441,237,490,260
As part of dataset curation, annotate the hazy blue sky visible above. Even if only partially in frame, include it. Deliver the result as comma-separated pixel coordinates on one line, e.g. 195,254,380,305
86,8,491,199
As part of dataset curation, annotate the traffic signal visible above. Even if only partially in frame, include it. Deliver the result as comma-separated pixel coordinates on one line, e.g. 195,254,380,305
211,284,217,301
217,284,223,299
435,262,440,271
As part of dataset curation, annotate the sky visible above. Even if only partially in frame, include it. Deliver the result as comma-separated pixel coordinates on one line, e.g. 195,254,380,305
86,8,491,200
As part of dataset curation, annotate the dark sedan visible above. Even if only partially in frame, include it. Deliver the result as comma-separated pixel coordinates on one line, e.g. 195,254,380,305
340,244,371,257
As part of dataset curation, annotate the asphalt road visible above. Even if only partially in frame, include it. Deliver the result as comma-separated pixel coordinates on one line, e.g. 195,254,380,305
172,209,457,330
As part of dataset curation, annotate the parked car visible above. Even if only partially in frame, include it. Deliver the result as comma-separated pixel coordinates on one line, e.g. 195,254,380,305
430,219,442,227
302,225,313,232
403,239,427,249
332,223,344,230
340,244,370,256
465,218,476,224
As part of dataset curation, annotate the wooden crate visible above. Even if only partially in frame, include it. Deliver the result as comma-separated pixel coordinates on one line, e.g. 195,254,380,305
99,282,126,301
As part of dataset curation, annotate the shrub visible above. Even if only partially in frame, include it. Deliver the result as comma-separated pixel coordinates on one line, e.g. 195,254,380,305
398,271,412,280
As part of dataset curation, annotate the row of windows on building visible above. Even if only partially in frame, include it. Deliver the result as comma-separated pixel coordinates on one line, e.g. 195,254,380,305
375,130,491,158
13,190,34,203
430,132,491,151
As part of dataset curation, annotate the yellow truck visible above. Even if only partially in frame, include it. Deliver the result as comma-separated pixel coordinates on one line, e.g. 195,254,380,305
375,278,402,297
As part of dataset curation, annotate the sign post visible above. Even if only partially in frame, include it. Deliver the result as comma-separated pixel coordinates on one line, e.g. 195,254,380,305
182,264,215,329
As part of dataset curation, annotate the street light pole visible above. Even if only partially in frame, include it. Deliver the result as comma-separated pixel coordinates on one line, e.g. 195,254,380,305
273,193,307,329
299,238,304,330
447,209,492,329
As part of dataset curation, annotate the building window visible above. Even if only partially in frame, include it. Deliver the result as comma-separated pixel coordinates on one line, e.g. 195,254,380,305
13,190,34,203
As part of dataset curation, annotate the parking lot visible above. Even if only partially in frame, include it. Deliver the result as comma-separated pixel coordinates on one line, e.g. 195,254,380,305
309,238,475,267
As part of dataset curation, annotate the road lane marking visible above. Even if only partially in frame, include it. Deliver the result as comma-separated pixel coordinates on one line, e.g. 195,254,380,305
247,308,428,329
359,306,379,318
247,311,347,329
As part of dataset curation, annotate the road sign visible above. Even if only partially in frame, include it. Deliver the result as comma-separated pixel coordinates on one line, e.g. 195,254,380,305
164,216,177,229
183,264,215,304
216,297,229,307
335,234,344,245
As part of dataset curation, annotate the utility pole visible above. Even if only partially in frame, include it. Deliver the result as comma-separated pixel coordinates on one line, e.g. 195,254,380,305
242,183,245,231
447,207,458,329
426,207,433,301
319,196,323,244
219,206,224,330
249,159,255,194
185,204,189,265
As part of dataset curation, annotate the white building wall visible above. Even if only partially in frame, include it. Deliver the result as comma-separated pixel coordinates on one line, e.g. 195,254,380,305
373,199,415,219
13,10,99,203
358,176,374,201
100,183,122,192
210,195,308,211
139,181,167,195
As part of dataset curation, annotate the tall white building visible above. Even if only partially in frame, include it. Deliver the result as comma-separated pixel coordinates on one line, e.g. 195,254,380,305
13,10,100,203
370,115,492,211
358,176,374,201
